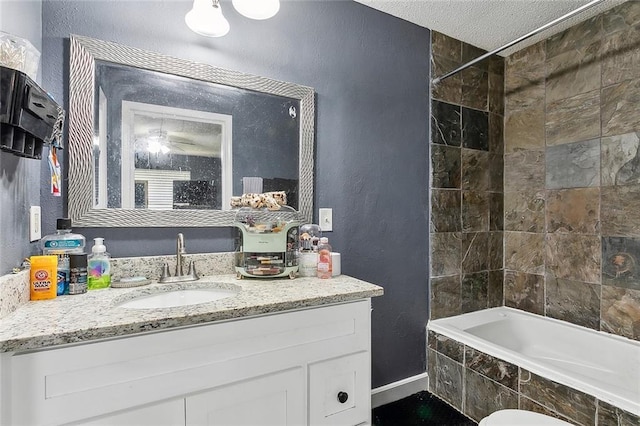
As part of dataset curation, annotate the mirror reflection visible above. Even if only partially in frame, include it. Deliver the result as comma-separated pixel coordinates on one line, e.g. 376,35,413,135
93,60,300,212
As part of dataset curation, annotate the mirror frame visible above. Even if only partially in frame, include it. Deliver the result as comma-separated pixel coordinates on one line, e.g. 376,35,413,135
68,35,315,227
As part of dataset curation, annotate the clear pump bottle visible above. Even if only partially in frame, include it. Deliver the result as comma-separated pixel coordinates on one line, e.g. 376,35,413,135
87,238,111,290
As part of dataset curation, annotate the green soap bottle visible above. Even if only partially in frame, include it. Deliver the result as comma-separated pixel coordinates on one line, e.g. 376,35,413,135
88,238,111,290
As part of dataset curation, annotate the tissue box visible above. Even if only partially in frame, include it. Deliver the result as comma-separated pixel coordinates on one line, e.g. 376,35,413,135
0,31,40,81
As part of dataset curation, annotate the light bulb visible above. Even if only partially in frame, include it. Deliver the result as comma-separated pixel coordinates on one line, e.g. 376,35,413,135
185,0,230,37
232,0,280,20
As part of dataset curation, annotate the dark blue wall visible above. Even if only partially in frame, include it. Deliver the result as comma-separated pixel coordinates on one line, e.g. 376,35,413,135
41,0,430,388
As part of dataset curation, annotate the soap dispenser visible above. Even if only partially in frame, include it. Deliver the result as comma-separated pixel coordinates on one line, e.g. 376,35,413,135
87,237,111,290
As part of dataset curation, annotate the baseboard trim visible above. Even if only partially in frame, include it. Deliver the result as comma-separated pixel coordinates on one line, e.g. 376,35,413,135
371,372,429,409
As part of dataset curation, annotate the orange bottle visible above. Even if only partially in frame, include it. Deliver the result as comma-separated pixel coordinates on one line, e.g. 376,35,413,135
30,255,58,300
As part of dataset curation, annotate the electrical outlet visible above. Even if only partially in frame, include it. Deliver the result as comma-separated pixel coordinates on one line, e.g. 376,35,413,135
319,208,333,232
30,206,42,241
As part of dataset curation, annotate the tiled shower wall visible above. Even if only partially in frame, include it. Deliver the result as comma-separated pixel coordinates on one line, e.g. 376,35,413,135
426,2,640,424
429,32,505,320
503,0,640,342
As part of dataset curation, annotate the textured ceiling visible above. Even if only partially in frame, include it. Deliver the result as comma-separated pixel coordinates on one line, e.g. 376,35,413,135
353,0,627,56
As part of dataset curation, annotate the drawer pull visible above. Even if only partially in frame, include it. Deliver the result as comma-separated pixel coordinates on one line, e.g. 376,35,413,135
337,391,349,403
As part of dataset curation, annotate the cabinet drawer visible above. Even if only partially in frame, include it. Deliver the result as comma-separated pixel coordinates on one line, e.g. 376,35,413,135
309,351,370,426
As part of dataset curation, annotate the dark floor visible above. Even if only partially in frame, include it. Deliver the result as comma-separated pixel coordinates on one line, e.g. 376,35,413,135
372,391,477,426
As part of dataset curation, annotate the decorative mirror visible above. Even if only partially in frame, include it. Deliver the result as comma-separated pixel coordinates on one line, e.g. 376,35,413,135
68,35,315,227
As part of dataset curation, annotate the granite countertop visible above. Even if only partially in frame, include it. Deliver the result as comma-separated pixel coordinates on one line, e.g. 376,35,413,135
0,274,383,353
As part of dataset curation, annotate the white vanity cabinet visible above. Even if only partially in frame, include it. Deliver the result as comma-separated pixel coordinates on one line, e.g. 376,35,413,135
0,300,372,426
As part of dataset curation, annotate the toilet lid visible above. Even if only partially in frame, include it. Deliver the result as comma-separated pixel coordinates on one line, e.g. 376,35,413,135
479,409,573,426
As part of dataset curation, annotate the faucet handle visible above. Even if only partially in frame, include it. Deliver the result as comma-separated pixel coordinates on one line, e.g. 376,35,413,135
188,260,199,280
160,262,171,281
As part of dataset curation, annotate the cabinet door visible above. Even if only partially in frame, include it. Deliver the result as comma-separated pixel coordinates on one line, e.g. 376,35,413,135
186,368,304,426
71,399,185,426
309,351,370,426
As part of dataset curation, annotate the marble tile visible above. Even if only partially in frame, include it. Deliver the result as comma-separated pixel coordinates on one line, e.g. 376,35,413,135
504,106,545,153
461,149,489,191
601,184,640,237
488,55,504,76
432,145,461,189
598,400,640,426
545,188,600,234
431,190,461,232
520,397,577,424
427,330,437,350
430,232,462,277
461,66,488,111
488,232,503,271
432,100,462,146
435,351,463,410
432,54,462,105
602,0,640,35
462,271,488,313
545,40,601,104
602,23,640,86
601,131,640,186
506,42,546,74
433,331,464,363
504,270,544,315
462,232,488,273
545,275,601,330
545,90,600,147
504,232,545,275
432,31,461,61
545,139,600,190
465,347,518,390
505,74,545,113
488,71,504,116
430,275,461,320
602,78,640,137
427,348,437,394
602,236,640,291
504,150,545,192
462,43,488,70
462,191,488,233
487,269,504,307
488,153,503,193
489,193,504,232
464,369,518,423
462,108,489,151
504,190,545,233
488,112,504,153
601,286,640,340
546,233,601,284
519,369,597,426
545,15,602,59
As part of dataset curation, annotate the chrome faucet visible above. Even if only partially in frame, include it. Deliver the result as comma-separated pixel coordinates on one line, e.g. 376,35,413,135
159,233,199,283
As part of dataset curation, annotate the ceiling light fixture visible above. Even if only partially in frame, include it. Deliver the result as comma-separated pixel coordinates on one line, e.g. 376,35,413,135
232,0,280,20
185,0,230,37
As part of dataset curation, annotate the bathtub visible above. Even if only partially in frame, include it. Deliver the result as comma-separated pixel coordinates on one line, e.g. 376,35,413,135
428,307,640,417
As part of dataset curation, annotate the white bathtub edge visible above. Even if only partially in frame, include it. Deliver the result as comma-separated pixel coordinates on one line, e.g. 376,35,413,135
427,307,640,417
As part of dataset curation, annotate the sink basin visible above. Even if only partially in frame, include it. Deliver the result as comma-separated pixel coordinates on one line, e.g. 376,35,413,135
117,286,239,309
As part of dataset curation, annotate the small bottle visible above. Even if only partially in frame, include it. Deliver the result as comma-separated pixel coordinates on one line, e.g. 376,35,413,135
41,218,86,296
316,237,332,279
68,254,88,295
87,238,111,290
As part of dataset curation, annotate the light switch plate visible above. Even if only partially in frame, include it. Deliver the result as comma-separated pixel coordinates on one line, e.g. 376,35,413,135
319,208,333,232
30,206,42,241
